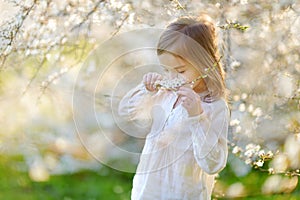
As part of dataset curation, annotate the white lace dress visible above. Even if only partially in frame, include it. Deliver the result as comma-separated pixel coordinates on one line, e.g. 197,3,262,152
118,82,230,200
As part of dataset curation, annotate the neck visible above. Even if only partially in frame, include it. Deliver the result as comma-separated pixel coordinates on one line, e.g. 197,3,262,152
193,80,207,93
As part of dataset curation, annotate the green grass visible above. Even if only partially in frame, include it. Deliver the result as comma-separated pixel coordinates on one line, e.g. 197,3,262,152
0,155,133,200
1,155,300,200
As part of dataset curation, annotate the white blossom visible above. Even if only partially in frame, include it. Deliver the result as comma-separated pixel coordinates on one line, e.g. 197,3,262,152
255,160,264,167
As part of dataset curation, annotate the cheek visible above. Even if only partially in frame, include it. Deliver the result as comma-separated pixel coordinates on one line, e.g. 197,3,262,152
163,69,178,79
184,67,201,81
183,71,198,82
177,73,189,81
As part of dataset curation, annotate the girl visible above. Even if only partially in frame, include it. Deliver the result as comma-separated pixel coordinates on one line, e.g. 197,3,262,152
118,14,230,200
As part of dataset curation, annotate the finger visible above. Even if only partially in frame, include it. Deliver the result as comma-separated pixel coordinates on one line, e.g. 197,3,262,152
181,101,190,108
143,74,152,91
154,73,163,81
151,72,160,80
146,73,152,86
176,89,189,95
180,96,187,103
181,96,192,102
178,87,198,97
180,97,193,105
142,74,148,85
149,79,155,91
176,90,194,98
151,74,158,84
151,74,159,90
151,74,159,91
178,86,194,92
177,87,194,94
158,73,163,80
143,73,150,82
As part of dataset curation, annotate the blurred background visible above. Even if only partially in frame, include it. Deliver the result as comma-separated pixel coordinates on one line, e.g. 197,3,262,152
0,0,300,199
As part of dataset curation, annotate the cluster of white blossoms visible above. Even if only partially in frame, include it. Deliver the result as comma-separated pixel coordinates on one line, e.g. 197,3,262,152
154,77,186,91
0,0,137,65
0,12,23,56
232,143,275,168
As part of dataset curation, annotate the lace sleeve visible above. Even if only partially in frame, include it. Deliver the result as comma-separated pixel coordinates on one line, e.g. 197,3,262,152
186,99,230,175
118,82,157,131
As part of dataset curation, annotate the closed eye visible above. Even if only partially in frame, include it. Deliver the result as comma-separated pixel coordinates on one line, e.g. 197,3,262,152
175,65,186,74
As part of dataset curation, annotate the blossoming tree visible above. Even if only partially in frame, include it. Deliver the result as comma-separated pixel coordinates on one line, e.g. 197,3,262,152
0,0,299,197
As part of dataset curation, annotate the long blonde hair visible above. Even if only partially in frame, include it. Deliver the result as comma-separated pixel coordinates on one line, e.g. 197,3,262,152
157,14,226,102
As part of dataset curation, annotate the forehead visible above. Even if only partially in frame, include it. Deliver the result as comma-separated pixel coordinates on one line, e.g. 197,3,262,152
158,52,185,68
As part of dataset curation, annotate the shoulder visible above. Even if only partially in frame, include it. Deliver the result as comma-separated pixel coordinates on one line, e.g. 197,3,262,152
213,98,230,119
214,98,228,108
202,97,227,108
202,98,229,117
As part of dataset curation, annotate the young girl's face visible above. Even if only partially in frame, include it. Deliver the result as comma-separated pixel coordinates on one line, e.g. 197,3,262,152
158,52,207,93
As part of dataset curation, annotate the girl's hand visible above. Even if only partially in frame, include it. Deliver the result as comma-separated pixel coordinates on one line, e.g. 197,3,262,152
143,72,163,92
176,86,203,117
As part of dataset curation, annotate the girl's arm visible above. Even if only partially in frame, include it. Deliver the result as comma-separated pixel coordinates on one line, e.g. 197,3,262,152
118,72,162,122
118,82,156,130
186,99,230,175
